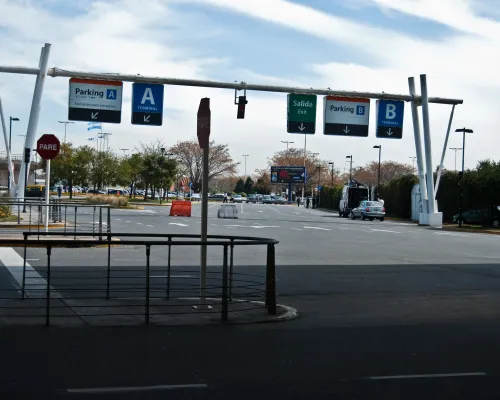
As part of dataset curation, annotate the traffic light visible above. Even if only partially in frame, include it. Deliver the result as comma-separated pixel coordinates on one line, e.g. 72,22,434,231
24,148,31,163
237,96,247,119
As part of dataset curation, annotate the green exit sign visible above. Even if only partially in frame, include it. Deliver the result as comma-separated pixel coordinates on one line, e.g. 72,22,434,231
287,93,317,134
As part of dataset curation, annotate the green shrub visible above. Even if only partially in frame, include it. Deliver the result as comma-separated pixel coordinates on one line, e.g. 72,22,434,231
240,192,247,197
0,204,12,218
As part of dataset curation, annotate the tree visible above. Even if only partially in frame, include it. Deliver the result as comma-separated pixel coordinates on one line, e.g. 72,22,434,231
169,139,239,192
45,142,74,186
362,161,415,185
243,176,254,193
253,169,271,194
234,178,245,193
88,150,120,190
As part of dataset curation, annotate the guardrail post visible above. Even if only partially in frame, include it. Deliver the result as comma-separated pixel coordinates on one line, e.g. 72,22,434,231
107,207,111,234
28,203,32,233
46,244,52,327
64,205,67,235
92,206,96,237
266,243,277,315
58,200,62,222
229,239,234,301
222,244,229,322
99,207,103,241
166,236,172,299
145,244,151,324
17,203,20,224
22,233,27,299
73,206,77,240
106,234,111,300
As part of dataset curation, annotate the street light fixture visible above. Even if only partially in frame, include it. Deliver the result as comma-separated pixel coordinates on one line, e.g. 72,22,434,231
455,127,473,228
58,121,74,143
119,148,129,157
346,155,353,181
409,156,417,170
8,117,19,192
281,140,294,152
373,145,381,197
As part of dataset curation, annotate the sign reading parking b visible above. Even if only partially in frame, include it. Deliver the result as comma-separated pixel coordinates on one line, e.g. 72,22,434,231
131,83,164,126
376,100,404,139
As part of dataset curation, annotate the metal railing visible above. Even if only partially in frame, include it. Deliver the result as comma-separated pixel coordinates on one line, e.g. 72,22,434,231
0,233,278,326
0,199,110,238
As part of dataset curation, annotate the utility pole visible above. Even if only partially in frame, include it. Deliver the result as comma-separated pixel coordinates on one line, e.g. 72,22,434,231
455,128,473,228
58,121,74,143
242,154,249,176
346,155,353,181
329,162,334,210
449,147,462,172
373,145,381,197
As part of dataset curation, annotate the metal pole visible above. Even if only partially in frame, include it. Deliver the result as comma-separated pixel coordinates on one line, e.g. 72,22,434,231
17,43,51,201
200,142,209,307
377,146,381,191
0,99,15,195
434,105,456,197
420,74,436,215
145,245,150,324
22,151,29,213
349,156,353,181
221,244,229,322
459,130,466,228
0,64,463,104
302,133,306,201
46,245,51,327
265,244,277,315
44,160,50,232
8,117,12,192
408,77,428,215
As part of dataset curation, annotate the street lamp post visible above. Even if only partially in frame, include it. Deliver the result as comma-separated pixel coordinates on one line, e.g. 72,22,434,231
242,154,249,176
455,128,473,228
449,147,463,172
409,156,417,170
119,148,129,157
58,121,74,143
329,162,335,210
346,155,353,181
316,165,321,207
373,145,381,198
159,148,165,205
8,117,19,192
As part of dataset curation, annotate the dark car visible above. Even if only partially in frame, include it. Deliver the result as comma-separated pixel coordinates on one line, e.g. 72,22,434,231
453,206,500,227
246,194,258,203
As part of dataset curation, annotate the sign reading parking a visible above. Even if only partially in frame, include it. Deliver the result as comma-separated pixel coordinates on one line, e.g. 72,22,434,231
323,96,370,137
131,83,164,126
376,100,404,139
68,78,123,123
287,94,317,134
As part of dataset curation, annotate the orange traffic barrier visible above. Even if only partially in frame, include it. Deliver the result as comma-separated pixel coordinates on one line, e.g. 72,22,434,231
169,200,192,217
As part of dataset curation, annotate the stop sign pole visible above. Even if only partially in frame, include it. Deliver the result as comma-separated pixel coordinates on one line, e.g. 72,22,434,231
196,98,210,309
37,134,60,232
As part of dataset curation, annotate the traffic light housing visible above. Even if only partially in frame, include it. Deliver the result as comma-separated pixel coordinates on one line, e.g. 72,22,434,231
24,148,30,163
237,96,247,119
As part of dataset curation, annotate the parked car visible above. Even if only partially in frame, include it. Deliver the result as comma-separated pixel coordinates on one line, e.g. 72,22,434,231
246,194,258,203
350,200,385,221
231,194,244,203
262,195,273,204
452,207,500,227
274,196,286,204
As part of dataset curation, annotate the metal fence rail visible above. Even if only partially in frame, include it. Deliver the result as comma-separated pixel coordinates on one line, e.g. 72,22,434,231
0,233,278,326
0,200,110,238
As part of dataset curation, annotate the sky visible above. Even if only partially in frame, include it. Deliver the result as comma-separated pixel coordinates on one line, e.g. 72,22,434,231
0,0,499,175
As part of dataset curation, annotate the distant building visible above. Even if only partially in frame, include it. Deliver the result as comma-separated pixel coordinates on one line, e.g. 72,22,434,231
0,152,38,186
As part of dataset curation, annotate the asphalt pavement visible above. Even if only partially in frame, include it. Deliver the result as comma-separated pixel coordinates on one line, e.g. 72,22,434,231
1,202,500,398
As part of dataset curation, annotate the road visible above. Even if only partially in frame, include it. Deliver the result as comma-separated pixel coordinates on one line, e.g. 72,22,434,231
1,202,500,398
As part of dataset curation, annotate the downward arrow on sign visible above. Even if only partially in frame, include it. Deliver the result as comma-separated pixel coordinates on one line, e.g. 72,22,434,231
343,126,350,134
387,128,393,136
91,112,98,120
298,123,305,131
144,115,150,122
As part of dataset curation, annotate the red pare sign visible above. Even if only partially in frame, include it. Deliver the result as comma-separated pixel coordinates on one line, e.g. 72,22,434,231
37,134,61,160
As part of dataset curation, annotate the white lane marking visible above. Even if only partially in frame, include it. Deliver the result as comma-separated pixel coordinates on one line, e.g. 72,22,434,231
291,228,302,231
210,224,218,226
258,211,263,213
225,224,246,227
293,212,301,215
125,221,131,223
115,218,121,221
369,372,487,380
338,227,349,230
137,223,144,225
183,219,190,222
26,258,39,261
248,225,280,229
119,209,157,214
434,232,470,237
146,225,154,228
66,383,208,394
304,226,331,231
370,229,400,234
0,248,59,298
169,223,189,227
240,202,244,214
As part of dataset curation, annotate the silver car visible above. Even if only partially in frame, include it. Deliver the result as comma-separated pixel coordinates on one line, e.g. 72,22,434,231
350,200,385,221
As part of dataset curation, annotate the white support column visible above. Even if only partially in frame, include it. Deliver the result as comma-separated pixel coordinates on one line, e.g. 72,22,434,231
0,96,14,192
434,105,456,196
17,43,51,199
419,74,442,227
408,77,428,223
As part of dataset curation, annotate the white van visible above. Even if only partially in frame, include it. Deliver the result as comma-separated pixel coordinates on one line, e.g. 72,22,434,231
339,180,369,218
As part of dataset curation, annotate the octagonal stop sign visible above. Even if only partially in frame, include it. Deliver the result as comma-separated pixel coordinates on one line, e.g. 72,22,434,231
37,134,61,160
